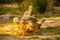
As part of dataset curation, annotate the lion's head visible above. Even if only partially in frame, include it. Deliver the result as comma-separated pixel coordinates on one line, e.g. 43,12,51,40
18,17,39,35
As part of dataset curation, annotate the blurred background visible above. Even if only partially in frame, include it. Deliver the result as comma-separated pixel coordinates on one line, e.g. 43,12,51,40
0,0,60,39
0,0,60,24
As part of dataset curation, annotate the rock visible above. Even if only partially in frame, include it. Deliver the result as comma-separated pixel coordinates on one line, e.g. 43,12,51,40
40,17,60,28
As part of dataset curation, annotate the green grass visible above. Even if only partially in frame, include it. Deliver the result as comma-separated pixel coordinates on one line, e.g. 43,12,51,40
37,12,60,19
39,27,60,36
0,5,60,18
31,36,39,39
0,6,22,15
0,27,60,40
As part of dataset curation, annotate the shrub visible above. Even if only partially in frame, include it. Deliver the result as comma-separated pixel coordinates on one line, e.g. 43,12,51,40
32,0,48,14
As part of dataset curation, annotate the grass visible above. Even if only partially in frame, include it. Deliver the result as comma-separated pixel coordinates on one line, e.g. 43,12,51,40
42,37,60,40
37,12,60,19
0,4,60,36
0,27,60,40
0,34,60,40
0,6,60,24
0,21,60,36
0,6,23,15
39,27,60,36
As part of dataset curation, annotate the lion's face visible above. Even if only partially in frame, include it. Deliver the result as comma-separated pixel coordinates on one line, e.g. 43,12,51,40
19,20,33,30
19,18,38,35
18,20,36,35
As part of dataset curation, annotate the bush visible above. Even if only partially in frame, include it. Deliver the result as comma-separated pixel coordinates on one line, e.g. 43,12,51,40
20,0,48,15
32,0,48,14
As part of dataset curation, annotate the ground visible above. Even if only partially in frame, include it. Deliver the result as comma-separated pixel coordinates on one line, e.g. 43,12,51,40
0,3,60,40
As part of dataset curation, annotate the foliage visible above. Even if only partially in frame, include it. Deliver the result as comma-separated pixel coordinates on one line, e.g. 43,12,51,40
18,0,48,15
15,0,23,3
31,0,48,14
0,0,60,17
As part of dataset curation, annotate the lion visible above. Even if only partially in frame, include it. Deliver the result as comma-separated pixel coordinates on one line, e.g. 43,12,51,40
13,6,40,36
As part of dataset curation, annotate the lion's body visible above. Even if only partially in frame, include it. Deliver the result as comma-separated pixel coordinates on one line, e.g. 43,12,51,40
13,6,40,35
18,16,39,35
